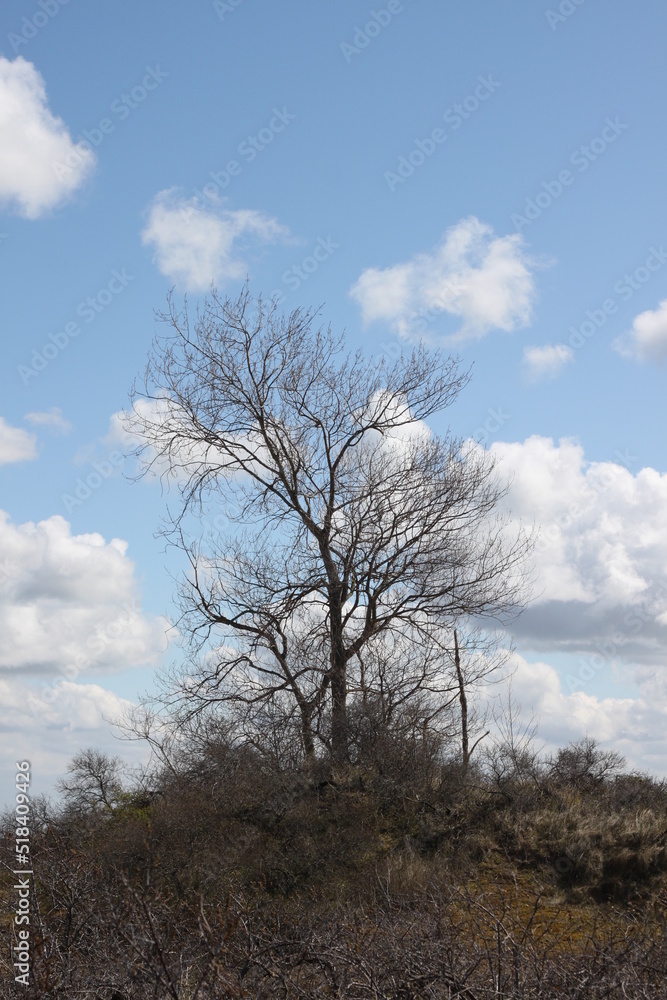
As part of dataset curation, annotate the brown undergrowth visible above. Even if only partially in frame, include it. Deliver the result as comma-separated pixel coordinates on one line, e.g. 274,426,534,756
2,739,667,997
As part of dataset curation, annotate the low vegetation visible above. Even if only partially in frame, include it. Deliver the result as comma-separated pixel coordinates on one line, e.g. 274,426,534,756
2,725,666,998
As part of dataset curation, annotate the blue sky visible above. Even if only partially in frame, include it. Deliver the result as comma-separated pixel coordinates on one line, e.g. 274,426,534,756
2,0,667,802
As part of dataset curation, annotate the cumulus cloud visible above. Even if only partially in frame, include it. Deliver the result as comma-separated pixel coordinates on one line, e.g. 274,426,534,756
0,416,37,465
523,343,573,381
0,56,95,218
24,407,72,433
107,397,281,499
0,677,150,802
613,298,667,362
0,510,170,677
350,217,537,342
0,677,134,734
106,397,226,482
479,652,667,777
141,190,290,291
485,436,667,664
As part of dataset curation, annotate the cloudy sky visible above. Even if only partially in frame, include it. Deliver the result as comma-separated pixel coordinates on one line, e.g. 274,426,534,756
1,1,667,802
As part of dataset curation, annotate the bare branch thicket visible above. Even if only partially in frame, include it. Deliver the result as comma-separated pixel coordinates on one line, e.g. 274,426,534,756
482,683,544,799
127,286,533,763
548,735,627,789
2,755,667,998
55,748,125,814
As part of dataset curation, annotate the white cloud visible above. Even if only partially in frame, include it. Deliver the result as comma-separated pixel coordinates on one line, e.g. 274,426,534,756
24,407,72,433
613,298,667,362
480,653,667,777
484,436,667,664
141,190,290,291
107,397,224,481
0,677,133,734
0,416,37,465
522,343,573,381
350,217,537,342
0,510,170,677
0,678,149,805
0,56,95,218
107,398,271,494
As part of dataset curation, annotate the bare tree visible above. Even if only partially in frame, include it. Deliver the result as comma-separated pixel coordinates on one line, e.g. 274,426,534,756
128,286,532,764
56,748,124,814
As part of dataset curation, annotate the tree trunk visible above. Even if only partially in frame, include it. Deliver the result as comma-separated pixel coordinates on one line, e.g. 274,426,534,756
454,629,470,770
329,592,349,763
327,580,349,764
330,663,348,763
298,702,316,759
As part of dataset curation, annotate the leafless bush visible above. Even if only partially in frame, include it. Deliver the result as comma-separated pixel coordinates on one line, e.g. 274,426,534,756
548,736,626,790
3,724,667,997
